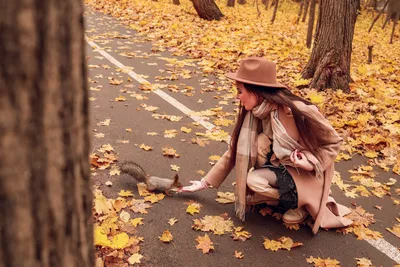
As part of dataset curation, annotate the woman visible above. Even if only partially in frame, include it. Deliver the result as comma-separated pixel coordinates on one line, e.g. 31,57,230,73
181,57,352,234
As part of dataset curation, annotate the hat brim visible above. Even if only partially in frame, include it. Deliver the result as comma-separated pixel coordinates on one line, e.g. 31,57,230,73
225,72,287,89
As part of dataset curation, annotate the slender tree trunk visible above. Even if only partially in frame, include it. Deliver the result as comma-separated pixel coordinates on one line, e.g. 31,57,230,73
265,0,270,9
302,0,358,92
368,0,389,32
0,0,93,266
302,0,310,21
296,0,305,24
238,0,246,4
192,0,224,20
173,0,180,5
390,11,399,43
227,0,235,7
306,0,317,48
271,0,279,23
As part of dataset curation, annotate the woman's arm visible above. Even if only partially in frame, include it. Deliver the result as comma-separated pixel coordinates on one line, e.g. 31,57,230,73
203,149,235,188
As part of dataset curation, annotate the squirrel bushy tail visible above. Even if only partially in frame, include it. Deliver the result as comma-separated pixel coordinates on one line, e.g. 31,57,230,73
119,160,148,182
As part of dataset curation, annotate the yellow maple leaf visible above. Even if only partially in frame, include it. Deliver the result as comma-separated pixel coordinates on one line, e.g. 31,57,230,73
196,170,206,176
308,91,324,104
364,151,378,158
109,232,129,249
114,95,126,102
159,230,173,243
186,204,200,215
139,143,153,151
118,190,134,197
209,155,221,161
130,218,144,227
181,126,192,133
137,182,151,196
94,226,111,247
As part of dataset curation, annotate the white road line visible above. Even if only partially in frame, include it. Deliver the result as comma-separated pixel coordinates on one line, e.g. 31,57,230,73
366,238,400,263
86,37,215,132
85,36,399,264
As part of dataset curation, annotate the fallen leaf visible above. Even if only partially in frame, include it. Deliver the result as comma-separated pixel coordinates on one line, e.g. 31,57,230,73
263,236,302,251
130,218,144,227
127,253,143,265
119,210,131,223
234,250,244,259
159,230,173,243
137,143,153,152
195,234,214,254
118,190,134,197
168,218,178,226
131,199,151,214
306,256,340,267
181,127,192,133
356,257,373,267
186,203,200,215
215,192,235,204
171,164,180,171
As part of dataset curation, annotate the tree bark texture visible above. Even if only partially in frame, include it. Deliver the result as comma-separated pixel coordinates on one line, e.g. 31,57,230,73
0,0,93,267
192,0,224,20
302,0,358,92
306,0,317,48
227,0,235,7
173,0,180,5
302,0,310,21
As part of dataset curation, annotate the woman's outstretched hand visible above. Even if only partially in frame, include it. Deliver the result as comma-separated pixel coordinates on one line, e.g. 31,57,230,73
179,178,210,193
290,149,314,171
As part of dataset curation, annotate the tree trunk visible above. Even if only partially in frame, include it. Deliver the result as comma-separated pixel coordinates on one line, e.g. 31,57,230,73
296,0,305,24
302,0,310,21
306,0,317,48
0,0,93,267
227,0,235,7
192,0,224,20
238,0,246,4
173,0,180,5
271,0,279,23
302,0,358,92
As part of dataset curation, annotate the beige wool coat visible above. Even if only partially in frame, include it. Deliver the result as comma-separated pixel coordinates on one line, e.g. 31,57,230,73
204,101,352,234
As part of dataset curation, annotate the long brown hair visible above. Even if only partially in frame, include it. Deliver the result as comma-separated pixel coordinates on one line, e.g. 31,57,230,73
229,83,332,166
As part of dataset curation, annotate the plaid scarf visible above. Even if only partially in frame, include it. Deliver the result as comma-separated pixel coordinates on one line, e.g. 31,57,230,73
235,100,323,221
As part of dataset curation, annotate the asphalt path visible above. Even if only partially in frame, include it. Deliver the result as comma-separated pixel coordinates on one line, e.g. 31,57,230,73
85,7,400,267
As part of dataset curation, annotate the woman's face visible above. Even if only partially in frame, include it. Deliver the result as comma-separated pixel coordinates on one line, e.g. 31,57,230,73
236,82,261,111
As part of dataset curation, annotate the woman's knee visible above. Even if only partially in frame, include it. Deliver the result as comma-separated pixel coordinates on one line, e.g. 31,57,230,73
246,170,263,190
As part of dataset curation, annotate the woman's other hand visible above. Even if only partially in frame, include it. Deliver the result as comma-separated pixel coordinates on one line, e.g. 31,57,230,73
290,149,314,171
179,178,211,193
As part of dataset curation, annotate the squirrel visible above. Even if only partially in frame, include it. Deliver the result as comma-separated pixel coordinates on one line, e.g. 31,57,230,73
119,161,182,196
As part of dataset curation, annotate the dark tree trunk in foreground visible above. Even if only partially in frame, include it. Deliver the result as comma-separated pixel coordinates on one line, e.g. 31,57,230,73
192,0,224,20
173,0,180,5
227,0,235,7
0,0,93,266
302,0,358,92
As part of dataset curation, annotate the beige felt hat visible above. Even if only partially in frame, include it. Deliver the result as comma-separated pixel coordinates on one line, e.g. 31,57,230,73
226,57,286,88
